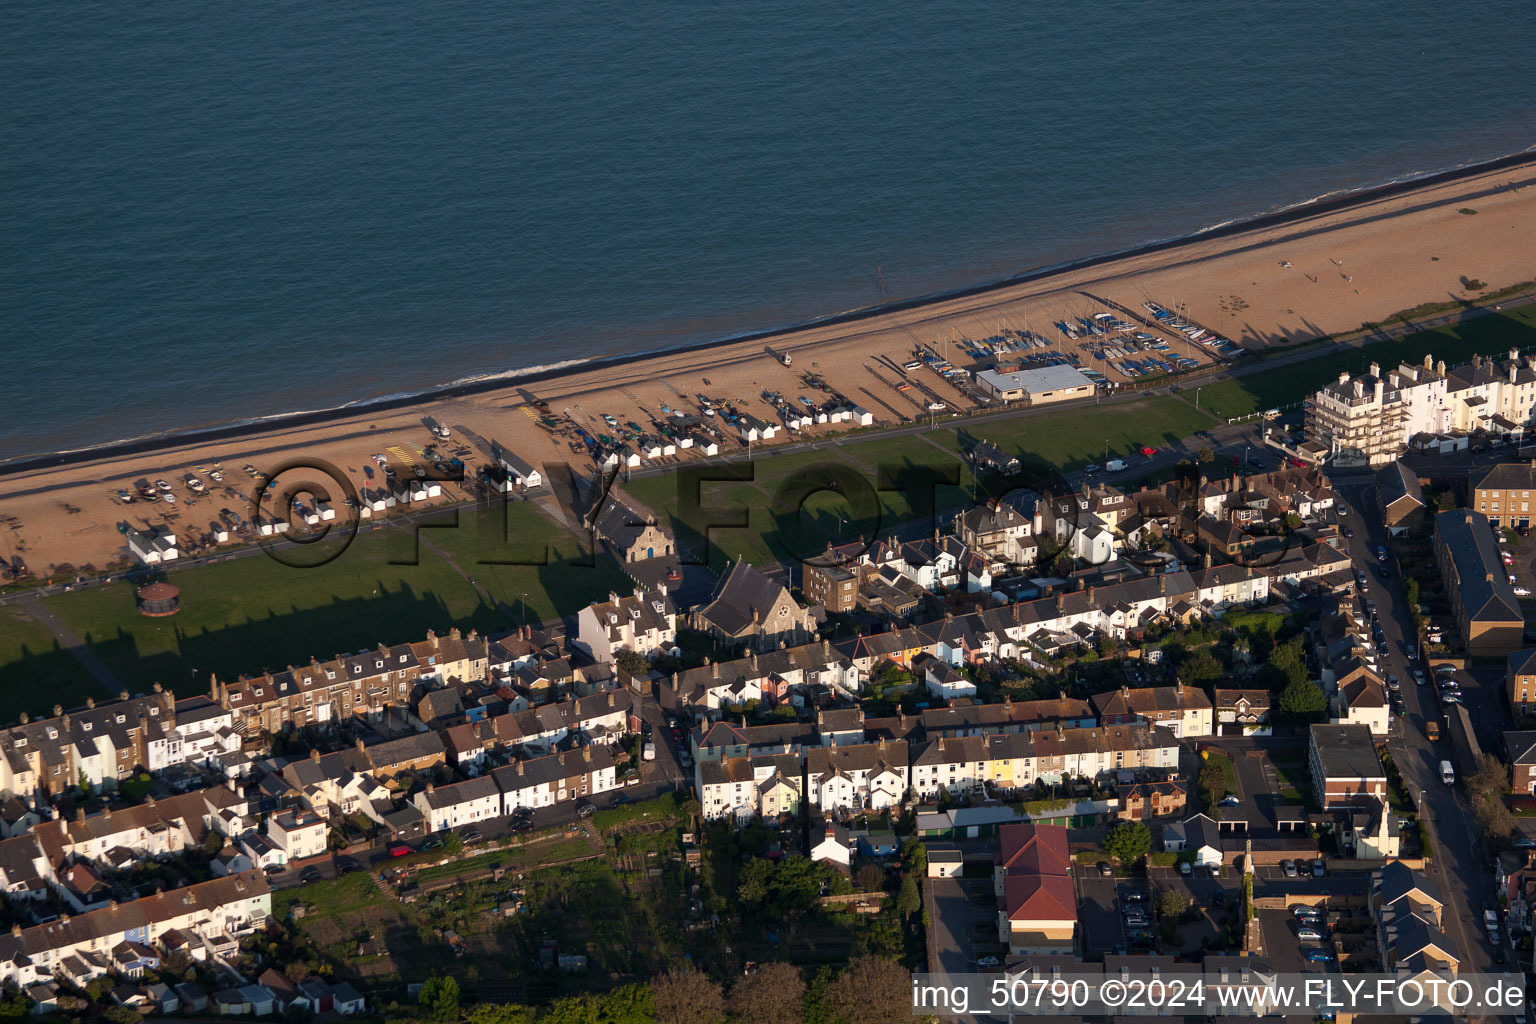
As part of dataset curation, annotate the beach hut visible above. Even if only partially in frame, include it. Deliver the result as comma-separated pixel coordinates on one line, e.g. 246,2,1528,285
365,490,390,512
424,481,442,498
210,522,230,543
691,435,719,456
640,439,663,460
500,452,543,489
300,505,320,526
597,450,620,471
618,446,641,468
851,406,874,426
677,435,694,449
815,411,830,424
255,516,274,537
392,481,413,504
358,504,371,520
481,466,515,493
126,526,179,565
661,439,677,456
315,501,336,521
409,481,429,502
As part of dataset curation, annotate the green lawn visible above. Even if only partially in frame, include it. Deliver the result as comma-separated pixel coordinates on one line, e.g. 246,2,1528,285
33,503,630,697
618,393,1215,568
0,604,107,721
1184,303,1536,420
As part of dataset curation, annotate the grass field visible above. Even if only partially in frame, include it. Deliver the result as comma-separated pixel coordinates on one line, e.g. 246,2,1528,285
0,604,107,720
620,394,1216,568
27,503,629,700
1184,304,1536,420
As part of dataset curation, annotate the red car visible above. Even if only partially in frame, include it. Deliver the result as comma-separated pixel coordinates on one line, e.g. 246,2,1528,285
1139,446,1158,457
388,844,412,858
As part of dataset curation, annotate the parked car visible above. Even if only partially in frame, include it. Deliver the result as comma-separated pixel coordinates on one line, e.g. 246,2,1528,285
388,844,412,858
461,829,482,844
576,802,596,819
1218,794,1241,807
1518,587,1533,598
1342,526,1354,538
1179,861,1192,876
300,866,323,883
1297,927,1325,941
1281,860,1298,877
423,838,444,850
1098,862,1113,877
335,856,362,874
1312,859,1326,877
1305,949,1336,963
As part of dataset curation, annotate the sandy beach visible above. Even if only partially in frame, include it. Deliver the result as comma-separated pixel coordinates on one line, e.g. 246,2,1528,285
5,159,1536,576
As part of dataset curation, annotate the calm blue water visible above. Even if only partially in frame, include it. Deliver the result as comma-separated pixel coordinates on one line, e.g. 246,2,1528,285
4,2,1536,461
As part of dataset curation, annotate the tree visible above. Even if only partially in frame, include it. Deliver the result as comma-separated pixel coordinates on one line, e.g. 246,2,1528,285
819,957,913,1024
901,839,927,876
544,985,654,1024
1198,761,1228,808
1404,577,1420,609
1103,821,1150,864
442,832,463,857
1177,648,1223,689
98,1008,142,1024
1275,676,1327,723
855,864,885,893
418,976,460,1023
614,649,651,677
1197,447,1214,464
1467,753,1515,843
465,1006,534,1024
728,962,805,1024
895,874,920,920
1158,887,1190,921
651,971,724,1024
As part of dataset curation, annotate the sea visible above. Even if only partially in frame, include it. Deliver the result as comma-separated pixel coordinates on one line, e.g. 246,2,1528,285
5,1,1536,464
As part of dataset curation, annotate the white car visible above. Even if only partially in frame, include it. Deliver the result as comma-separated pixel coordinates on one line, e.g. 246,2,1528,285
1218,795,1241,807
1517,587,1533,597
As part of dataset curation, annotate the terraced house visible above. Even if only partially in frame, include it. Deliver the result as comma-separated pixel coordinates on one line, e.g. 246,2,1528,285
574,588,678,663
1091,683,1213,739
213,641,427,737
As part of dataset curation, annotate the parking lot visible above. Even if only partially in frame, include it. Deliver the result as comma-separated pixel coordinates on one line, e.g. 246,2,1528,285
926,877,1006,973
1257,907,1336,975
1076,868,1152,956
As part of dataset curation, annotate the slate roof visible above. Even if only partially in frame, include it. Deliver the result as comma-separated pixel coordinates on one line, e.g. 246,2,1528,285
1434,509,1522,625
698,561,797,637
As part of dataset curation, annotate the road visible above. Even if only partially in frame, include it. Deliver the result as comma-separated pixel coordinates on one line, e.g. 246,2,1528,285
1331,474,1504,977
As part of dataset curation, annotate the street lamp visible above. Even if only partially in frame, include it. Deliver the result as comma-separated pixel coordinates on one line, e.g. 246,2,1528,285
1195,387,1203,411
520,592,527,623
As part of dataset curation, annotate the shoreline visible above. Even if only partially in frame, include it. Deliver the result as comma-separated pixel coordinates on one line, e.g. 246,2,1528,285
6,144,1536,480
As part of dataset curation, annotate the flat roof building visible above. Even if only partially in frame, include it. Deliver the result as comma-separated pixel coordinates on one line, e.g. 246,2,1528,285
975,365,1095,405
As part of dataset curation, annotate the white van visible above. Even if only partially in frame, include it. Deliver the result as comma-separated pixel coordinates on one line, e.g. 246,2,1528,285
1440,760,1455,785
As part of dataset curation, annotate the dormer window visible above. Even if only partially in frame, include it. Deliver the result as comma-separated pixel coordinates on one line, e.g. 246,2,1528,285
326,670,335,680
82,723,92,732
375,660,384,669
13,738,24,748
398,654,407,664
149,707,158,716
115,715,125,724
352,665,362,675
